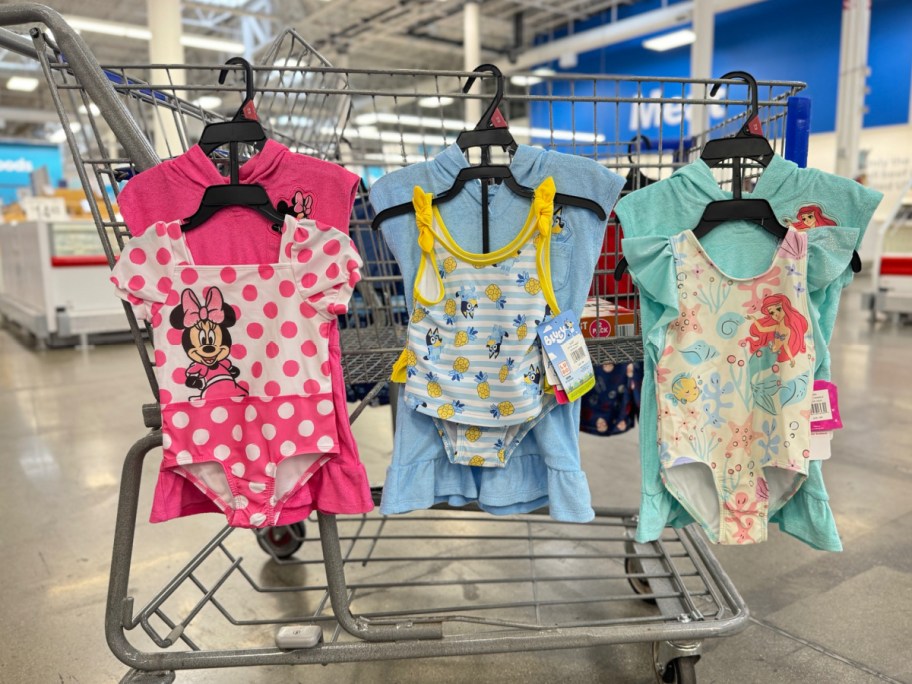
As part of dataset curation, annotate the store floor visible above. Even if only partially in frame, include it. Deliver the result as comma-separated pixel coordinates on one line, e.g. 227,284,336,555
2,283,909,684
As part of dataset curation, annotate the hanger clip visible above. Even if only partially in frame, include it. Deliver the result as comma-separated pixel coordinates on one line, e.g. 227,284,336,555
241,100,259,122
746,115,763,136
489,108,509,129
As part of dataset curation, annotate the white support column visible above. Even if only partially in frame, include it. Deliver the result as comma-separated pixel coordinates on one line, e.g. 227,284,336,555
147,0,186,158
834,0,871,178
689,0,715,143
463,0,482,126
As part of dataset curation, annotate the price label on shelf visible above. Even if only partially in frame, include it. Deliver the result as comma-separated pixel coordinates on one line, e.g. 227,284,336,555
21,197,68,222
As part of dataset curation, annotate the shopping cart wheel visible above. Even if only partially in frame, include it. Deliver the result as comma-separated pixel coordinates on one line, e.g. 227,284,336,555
256,522,306,559
624,541,656,604
656,655,698,684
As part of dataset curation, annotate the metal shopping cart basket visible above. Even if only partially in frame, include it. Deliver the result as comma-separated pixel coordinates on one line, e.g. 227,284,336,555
0,5,811,681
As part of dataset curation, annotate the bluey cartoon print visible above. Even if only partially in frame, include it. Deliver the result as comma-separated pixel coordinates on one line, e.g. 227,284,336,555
424,327,443,361
485,324,509,359
522,363,543,397
457,285,478,319
170,286,247,399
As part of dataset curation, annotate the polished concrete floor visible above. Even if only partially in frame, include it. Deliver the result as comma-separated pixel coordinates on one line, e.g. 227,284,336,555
1,283,910,683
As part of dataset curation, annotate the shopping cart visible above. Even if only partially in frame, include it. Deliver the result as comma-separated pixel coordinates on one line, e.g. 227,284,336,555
0,5,810,682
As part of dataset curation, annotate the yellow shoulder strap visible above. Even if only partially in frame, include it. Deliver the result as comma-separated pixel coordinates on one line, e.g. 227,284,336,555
412,186,444,306
533,177,561,315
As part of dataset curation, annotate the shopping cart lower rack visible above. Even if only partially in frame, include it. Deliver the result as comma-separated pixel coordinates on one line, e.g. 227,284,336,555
0,4,814,681
110,428,749,683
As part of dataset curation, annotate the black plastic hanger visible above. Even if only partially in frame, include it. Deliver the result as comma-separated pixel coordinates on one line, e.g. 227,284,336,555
370,64,606,252
182,57,284,231
698,70,774,193
623,135,657,192
692,198,786,240
198,57,267,155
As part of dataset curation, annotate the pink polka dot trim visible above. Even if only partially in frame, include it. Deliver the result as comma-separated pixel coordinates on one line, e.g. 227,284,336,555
303,379,321,394
129,248,146,265
180,269,198,285
154,349,166,366
231,343,247,360
283,360,299,377
157,277,172,294
296,248,313,264
301,340,317,357
323,239,341,256
325,262,340,280
166,328,183,345
264,380,281,396
242,284,258,301
128,275,145,291
263,301,278,319
251,361,263,378
266,341,280,359
300,273,318,289
157,248,171,265
167,223,182,239
299,302,318,319
258,264,274,280
281,321,298,338
221,266,236,283
247,322,263,339
166,290,180,306
278,280,295,298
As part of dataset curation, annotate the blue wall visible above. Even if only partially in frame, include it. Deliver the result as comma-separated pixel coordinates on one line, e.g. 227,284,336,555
535,0,912,135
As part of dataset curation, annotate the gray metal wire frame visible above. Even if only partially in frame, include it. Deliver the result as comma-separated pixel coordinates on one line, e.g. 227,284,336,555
108,431,749,673
0,5,803,679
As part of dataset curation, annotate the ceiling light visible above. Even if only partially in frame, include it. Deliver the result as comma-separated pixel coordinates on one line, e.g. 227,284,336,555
193,96,223,111
418,96,455,108
7,76,40,92
65,15,244,53
78,103,101,116
642,28,696,52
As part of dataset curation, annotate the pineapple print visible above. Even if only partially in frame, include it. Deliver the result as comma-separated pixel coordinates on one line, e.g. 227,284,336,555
443,298,458,325
425,371,442,398
485,283,506,309
474,371,490,399
516,271,542,295
489,401,515,419
513,314,528,340
468,455,486,466
411,306,429,323
437,400,465,419
465,425,482,442
449,356,470,381
499,357,515,383
443,257,457,274
454,326,478,347
402,348,418,378
493,438,506,463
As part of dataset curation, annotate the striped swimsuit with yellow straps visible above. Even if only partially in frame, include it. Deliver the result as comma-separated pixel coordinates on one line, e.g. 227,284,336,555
392,177,561,467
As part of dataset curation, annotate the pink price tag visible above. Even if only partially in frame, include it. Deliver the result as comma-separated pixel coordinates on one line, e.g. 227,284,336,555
810,380,842,433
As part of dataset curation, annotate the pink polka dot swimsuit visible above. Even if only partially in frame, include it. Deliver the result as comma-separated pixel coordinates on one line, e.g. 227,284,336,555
112,216,364,528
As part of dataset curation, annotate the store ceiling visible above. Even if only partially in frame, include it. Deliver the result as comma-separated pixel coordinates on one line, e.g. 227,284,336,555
0,0,634,138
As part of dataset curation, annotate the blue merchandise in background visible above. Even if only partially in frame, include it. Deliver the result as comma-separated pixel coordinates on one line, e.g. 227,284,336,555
0,141,64,204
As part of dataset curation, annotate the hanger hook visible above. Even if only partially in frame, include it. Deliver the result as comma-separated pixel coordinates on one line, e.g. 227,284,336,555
462,63,504,130
627,134,651,165
710,70,759,134
218,56,255,110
